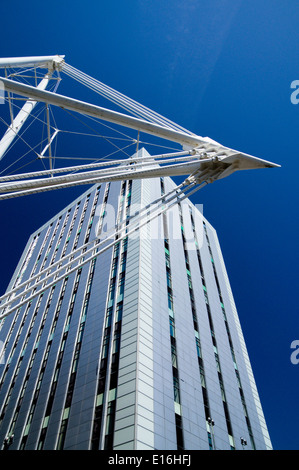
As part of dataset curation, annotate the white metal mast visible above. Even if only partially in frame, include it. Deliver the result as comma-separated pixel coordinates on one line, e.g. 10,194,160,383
0,56,64,162
0,55,279,319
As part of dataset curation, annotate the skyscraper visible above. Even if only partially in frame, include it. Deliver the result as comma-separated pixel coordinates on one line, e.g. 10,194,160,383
0,148,271,451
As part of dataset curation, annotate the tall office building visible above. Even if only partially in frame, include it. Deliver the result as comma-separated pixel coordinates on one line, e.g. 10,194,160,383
0,149,272,451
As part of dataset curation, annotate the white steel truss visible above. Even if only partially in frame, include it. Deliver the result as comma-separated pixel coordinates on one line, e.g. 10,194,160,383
0,55,280,319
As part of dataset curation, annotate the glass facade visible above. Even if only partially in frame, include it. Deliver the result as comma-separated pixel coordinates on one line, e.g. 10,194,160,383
0,149,272,450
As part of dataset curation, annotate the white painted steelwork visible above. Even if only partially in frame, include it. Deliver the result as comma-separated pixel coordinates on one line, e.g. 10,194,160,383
0,55,280,318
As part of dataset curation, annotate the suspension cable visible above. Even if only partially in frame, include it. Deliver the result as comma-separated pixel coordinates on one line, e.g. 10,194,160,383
62,63,194,135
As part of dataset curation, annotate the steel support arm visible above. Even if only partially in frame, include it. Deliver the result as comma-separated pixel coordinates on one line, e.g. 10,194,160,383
0,158,218,194
0,77,211,149
0,77,281,171
0,55,65,69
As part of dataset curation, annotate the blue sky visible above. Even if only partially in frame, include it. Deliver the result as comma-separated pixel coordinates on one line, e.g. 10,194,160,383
0,0,298,450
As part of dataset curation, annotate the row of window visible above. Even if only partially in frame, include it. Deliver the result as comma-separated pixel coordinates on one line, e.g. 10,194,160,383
102,181,130,450
186,207,235,449
0,186,102,449
202,221,255,450
0,202,82,414
19,283,62,448
177,201,216,449
91,180,128,450
0,234,40,333
0,201,80,378
161,177,184,451
28,186,103,449
55,257,97,450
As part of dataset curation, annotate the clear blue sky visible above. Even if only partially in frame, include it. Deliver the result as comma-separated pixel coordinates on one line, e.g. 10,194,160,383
0,0,298,450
